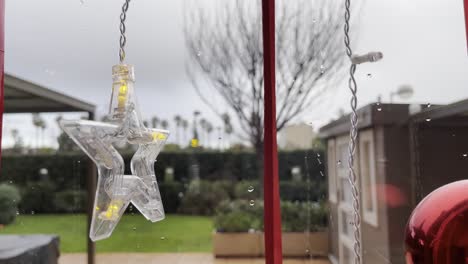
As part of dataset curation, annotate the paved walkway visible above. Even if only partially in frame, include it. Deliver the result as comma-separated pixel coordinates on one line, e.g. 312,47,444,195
60,253,330,264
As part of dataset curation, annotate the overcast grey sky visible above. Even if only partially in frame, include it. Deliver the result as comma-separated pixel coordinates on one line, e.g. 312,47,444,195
3,0,468,148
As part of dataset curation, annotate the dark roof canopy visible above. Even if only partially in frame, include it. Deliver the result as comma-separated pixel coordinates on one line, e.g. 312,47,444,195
4,74,95,114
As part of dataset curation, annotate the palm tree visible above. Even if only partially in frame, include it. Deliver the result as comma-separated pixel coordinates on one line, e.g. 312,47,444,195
199,118,208,145
181,119,189,146
174,115,182,145
222,112,233,147
206,122,213,148
161,120,169,131
193,111,201,141
151,116,160,128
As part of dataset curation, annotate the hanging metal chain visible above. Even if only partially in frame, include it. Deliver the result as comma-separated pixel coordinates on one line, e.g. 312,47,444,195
344,0,362,263
119,0,131,63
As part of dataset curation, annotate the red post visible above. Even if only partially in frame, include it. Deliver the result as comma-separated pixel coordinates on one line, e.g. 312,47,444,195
262,0,283,263
464,0,468,53
0,0,5,164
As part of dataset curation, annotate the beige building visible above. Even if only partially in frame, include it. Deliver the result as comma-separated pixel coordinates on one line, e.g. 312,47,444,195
278,123,316,150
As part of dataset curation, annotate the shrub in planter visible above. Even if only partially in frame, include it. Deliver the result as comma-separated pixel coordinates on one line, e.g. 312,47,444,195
20,181,56,214
54,190,87,213
214,200,262,232
281,201,327,232
178,180,229,215
0,184,21,225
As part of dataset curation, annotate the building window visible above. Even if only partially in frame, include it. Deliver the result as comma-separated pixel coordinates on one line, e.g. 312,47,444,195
327,139,337,202
359,129,378,227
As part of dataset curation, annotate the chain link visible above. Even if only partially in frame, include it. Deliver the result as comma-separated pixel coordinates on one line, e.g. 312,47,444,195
344,0,362,263
119,0,131,63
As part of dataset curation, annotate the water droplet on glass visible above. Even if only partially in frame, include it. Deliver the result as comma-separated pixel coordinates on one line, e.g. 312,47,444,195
16,211,20,216
317,158,322,165
377,108,382,112
160,236,166,240
427,103,432,108
249,200,255,206
31,211,35,215
312,19,316,23
319,65,325,74
320,171,324,177
367,73,372,78
247,186,255,193
132,227,136,231
218,137,222,140
9,180,13,184
178,192,184,198
337,160,342,165
425,118,431,122
197,51,202,57
317,153,321,158
305,249,310,254
463,153,467,158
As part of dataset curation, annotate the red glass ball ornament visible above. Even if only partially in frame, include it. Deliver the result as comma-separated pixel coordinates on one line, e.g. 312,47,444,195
405,180,468,264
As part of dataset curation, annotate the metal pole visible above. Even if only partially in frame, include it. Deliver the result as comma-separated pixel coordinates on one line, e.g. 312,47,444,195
261,0,283,263
465,0,468,53
87,111,96,264
0,0,5,168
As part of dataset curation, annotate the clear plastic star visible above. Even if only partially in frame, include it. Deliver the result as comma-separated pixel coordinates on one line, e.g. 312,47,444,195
60,64,169,241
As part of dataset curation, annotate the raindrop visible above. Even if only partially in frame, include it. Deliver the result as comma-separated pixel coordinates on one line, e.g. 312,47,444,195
427,103,432,108
8,180,13,184
319,65,325,74
312,19,316,23
463,153,467,158
377,108,382,112
31,211,35,215
197,51,202,57
16,211,20,216
247,186,254,193
320,171,324,177
317,153,321,158
305,249,310,255
160,236,166,240
178,192,184,198
249,200,255,206
317,158,322,165
425,118,431,122
132,227,136,231
337,160,342,165
367,73,372,78
218,137,222,140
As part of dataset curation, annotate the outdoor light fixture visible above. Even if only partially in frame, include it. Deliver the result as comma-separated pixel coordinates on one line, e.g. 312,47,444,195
60,0,169,241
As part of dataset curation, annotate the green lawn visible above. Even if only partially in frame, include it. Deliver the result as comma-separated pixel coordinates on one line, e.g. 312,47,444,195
0,214,213,253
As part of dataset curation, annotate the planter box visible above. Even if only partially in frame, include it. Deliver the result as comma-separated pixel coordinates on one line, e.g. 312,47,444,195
281,231,328,257
213,232,263,257
213,231,328,258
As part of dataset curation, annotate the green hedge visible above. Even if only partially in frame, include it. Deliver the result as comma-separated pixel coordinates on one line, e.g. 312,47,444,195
1,150,324,188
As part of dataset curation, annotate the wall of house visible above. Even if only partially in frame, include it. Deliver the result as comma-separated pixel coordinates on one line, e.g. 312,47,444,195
417,122,468,200
383,125,413,264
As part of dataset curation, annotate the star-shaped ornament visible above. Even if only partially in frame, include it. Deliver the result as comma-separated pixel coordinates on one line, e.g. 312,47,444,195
60,64,169,241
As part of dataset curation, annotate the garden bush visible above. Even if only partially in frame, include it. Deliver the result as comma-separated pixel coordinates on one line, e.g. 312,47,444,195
19,181,56,214
213,199,327,233
159,181,185,214
0,184,21,225
178,180,230,215
214,200,263,232
54,190,87,213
